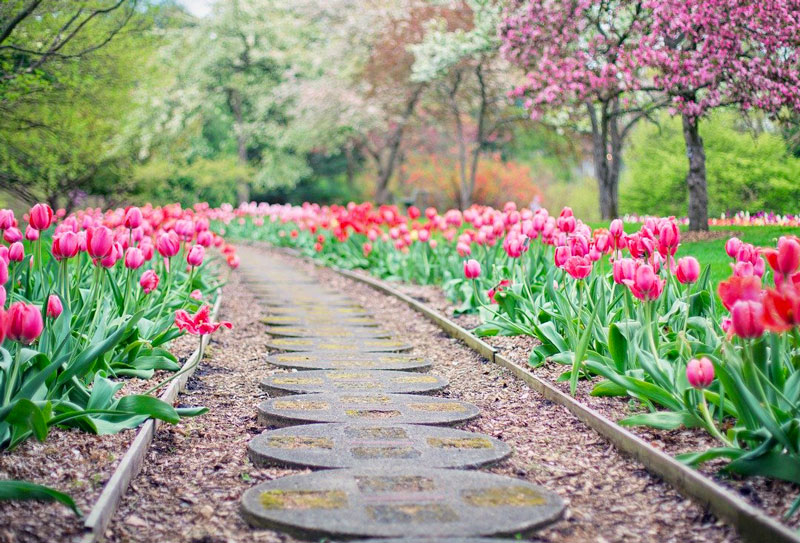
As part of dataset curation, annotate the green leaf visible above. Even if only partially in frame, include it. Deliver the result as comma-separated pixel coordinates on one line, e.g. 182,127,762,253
3,399,49,442
607,323,628,373
0,480,81,516
727,451,800,486
175,406,209,417
571,298,600,396
590,380,628,397
619,411,701,430
115,395,180,424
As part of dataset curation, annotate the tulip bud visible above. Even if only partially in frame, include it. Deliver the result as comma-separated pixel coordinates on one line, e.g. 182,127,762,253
463,259,481,279
190,289,203,300
731,300,765,339
47,294,63,318
87,226,113,260
140,269,159,294
186,245,205,267
29,203,54,231
6,302,44,344
675,256,700,284
124,247,145,270
25,224,39,241
124,207,143,229
686,357,714,389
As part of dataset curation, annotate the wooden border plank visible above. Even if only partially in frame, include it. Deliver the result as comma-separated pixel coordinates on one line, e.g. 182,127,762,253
80,289,223,543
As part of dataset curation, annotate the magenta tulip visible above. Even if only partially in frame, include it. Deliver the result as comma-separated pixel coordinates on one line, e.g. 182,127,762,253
731,300,765,339
675,257,700,284
6,302,44,344
86,226,113,260
0,209,15,230
124,207,143,229
140,269,159,293
52,231,79,260
186,244,205,267
47,295,63,318
24,225,39,241
565,255,592,280
8,242,24,262
725,237,742,259
463,259,481,279
29,203,54,231
0,258,7,285
156,232,180,258
124,247,145,270
686,357,714,389
4,227,21,244
554,245,571,268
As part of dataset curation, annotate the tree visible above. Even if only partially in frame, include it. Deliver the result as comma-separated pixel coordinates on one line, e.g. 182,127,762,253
636,0,800,231
410,0,523,208
500,0,662,220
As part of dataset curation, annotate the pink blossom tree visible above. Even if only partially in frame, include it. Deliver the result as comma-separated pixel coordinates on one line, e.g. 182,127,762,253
637,0,800,231
500,0,662,220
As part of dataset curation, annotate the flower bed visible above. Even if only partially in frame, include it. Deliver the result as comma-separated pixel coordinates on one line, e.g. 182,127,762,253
219,200,800,523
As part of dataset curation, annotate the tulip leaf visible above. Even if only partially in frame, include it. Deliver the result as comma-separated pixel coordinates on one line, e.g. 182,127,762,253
619,411,701,430
115,395,180,424
0,480,81,516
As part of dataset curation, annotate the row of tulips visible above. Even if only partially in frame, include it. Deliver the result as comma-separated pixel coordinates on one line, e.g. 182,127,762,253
0,202,236,452
217,200,800,517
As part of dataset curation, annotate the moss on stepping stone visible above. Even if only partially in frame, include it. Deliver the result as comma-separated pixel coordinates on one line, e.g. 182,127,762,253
266,353,431,372
267,338,412,353
261,370,448,395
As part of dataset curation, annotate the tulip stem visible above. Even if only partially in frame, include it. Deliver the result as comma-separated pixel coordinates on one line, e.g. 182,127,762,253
2,347,21,406
144,333,204,396
697,391,733,447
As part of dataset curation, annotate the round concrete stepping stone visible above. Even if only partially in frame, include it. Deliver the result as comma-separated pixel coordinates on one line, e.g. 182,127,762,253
240,467,564,538
267,353,431,372
256,296,359,308
267,306,371,317
267,338,412,353
357,538,523,543
257,393,479,427
261,370,448,395
264,326,391,339
262,315,379,327
248,423,510,469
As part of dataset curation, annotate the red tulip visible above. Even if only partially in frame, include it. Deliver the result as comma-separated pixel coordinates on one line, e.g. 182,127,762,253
140,269,159,293
186,245,205,267
762,236,800,278
86,226,113,260
6,302,44,344
718,275,762,311
124,247,145,270
47,295,63,318
174,305,231,335
675,256,700,284
731,300,764,339
8,242,24,262
762,284,800,333
29,203,54,231
408,206,421,220
464,259,481,279
686,357,714,389
226,254,240,269
565,255,592,280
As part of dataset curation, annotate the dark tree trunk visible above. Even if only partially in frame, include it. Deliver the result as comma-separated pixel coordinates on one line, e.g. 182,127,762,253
344,141,356,189
682,113,708,231
587,101,621,220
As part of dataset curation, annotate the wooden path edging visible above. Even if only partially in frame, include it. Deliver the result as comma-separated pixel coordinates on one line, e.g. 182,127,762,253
80,289,223,543
324,264,800,543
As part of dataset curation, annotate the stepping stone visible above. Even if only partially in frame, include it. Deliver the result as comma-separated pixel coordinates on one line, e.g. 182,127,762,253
248,423,510,469
267,353,431,372
257,393,480,427
240,467,564,538
267,338,412,353
260,370,448,395
356,539,523,543
267,306,371,317
262,315,379,327
256,296,358,308
264,326,391,339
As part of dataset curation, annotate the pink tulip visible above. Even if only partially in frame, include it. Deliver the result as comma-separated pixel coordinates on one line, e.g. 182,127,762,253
8,242,24,262
464,259,481,279
156,232,180,258
0,286,6,308
456,242,471,257
52,231,80,260
609,219,624,239
29,203,54,231
190,289,203,300
47,295,63,318
140,269,159,293
186,245,205,267
4,227,22,244
675,257,700,284
565,255,592,280
86,226,113,260
554,245,571,268
625,263,664,301
686,357,714,389
0,259,6,285
100,243,122,268
6,302,44,344
24,225,39,241
226,254,240,269
725,237,742,259
763,236,800,278
657,220,680,255
0,209,15,230
731,300,765,339
196,230,213,247
124,247,145,270
124,207,143,229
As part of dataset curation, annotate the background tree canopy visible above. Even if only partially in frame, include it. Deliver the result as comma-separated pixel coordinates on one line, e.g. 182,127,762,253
1,0,799,221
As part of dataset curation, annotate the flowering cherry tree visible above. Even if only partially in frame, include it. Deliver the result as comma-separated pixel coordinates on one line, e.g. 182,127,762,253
500,0,660,220
637,0,800,231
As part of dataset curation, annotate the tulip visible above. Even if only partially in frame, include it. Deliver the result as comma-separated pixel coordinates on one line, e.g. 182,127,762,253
175,305,232,335
565,255,592,280
190,289,203,300
156,232,180,258
675,257,700,284
196,230,213,247
124,207,143,229
0,286,6,308
4,227,22,244
226,254,240,269
456,242,471,257
686,357,714,389
87,226,113,260
609,219,624,239
362,242,372,256
718,275,762,311
762,284,800,333
140,269,159,293
464,259,481,279
29,203,54,231
124,247,145,270
8,242,24,262
24,224,39,241
554,245,571,268
52,231,80,260
625,263,664,301
6,302,44,344
612,257,637,285
186,245,205,267
731,300,765,339
0,209,15,230
657,220,680,255
47,295,63,318
0,258,7,285
725,237,742,259
100,243,122,268
763,236,800,278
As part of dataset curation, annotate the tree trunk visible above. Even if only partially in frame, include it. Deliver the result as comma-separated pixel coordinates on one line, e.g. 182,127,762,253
227,87,250,204
465,64,489,210
587,101,620,220
682,113,708,231
344,141,356,189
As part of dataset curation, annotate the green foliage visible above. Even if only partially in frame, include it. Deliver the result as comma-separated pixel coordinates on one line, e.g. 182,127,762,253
622,111,800,216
